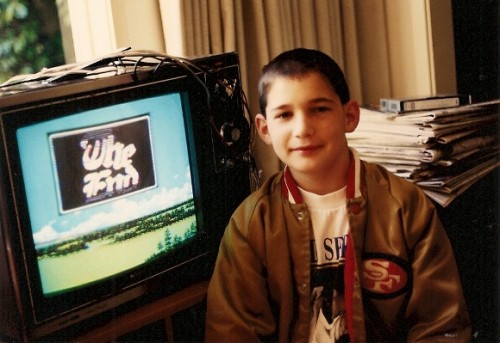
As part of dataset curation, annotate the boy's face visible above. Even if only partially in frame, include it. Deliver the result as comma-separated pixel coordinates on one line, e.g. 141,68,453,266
255,72,359,187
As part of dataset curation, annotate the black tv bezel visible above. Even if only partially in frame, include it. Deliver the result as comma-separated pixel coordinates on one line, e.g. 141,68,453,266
0,52,250,339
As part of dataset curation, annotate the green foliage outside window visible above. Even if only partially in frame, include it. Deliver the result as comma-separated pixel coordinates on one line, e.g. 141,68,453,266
0,0,65,83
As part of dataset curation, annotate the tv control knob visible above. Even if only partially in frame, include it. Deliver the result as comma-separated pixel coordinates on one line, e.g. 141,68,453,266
220,122,241,146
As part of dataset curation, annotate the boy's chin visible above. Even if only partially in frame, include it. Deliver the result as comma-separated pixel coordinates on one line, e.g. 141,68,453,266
286,163,319,175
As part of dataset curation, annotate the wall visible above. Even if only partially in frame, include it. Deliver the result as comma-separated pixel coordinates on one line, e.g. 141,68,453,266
354,0,457,104
64,0,166,62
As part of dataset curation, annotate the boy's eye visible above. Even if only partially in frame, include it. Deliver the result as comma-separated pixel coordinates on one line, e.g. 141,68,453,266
274,111,291,119
312,106,331,113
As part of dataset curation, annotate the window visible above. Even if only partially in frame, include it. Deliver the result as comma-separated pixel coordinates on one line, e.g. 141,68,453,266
0,0,65,83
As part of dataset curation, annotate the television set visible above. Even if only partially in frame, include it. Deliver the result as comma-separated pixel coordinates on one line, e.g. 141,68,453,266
0,50,253,341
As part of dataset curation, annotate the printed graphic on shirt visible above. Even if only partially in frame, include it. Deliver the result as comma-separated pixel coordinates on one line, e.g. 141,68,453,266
361,253,411,299
310,234,349,343
311,235,348,267
308,209,350,343
298,185,349,343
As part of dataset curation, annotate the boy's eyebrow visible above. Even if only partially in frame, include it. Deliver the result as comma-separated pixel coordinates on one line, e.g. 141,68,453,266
269,97,337,112
268,104,290,112
309,97,337,104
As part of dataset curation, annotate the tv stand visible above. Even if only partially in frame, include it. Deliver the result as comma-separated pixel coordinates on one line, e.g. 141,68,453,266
70,281,208,342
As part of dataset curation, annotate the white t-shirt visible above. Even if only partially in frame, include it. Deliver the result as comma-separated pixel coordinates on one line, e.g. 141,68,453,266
299,186,350,343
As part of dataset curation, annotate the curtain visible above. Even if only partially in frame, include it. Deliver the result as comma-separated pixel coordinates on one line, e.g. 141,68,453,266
158,0,364,182
65,0,456,186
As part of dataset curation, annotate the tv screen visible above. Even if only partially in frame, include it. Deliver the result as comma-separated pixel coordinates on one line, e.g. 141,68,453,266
0,51,252,341
18,92,198,297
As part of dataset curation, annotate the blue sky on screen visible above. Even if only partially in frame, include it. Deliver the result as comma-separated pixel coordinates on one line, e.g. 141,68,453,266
16,93,194,248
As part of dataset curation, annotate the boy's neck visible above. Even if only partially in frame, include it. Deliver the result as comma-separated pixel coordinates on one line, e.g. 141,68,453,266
293,174,347,195
288,151,351,195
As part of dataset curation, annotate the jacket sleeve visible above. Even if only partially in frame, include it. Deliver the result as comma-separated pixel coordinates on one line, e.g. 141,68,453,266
404,194,472,342
204,206,276,343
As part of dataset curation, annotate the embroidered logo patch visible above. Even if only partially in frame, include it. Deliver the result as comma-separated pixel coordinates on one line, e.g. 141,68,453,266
361,254,410,298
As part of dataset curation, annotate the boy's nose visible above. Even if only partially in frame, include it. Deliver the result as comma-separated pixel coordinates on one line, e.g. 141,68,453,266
294,114,314,137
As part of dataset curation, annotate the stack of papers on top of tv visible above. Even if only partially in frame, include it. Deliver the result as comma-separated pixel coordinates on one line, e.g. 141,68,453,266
347,99,500,207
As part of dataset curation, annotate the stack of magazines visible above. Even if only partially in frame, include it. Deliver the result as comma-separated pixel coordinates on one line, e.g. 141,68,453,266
347,98,500,207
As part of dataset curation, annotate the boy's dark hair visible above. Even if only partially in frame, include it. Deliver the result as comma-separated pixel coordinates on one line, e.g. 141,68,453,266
258,48,350,115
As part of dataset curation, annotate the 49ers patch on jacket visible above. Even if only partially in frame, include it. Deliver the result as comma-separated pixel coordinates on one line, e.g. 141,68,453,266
361,253,411,299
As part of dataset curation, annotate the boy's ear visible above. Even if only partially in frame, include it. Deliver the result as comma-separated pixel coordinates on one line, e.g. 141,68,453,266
254,113,272,145
344,99,360,133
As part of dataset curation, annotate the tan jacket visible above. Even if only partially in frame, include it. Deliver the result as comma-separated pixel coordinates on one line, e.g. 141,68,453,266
205,161,471,342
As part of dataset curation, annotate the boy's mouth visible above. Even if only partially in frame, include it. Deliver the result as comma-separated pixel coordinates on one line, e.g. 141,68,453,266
291,145,321,153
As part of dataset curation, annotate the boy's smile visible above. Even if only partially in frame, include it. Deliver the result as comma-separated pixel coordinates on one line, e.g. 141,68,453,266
255,72,360,194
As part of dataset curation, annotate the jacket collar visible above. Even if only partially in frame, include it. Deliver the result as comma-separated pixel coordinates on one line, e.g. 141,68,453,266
281,148,361,214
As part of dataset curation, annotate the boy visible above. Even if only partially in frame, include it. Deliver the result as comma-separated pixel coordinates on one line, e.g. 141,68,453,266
205,48,471,342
